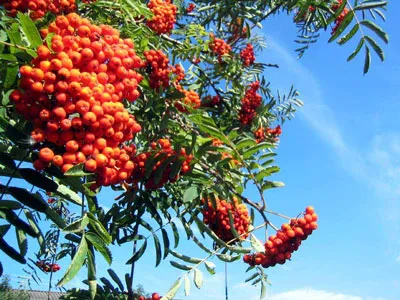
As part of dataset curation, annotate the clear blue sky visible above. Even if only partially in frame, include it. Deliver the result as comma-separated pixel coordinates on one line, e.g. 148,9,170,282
2,3,400,300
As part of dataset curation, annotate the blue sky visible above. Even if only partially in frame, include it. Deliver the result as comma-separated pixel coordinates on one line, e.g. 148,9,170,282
2,2,400,300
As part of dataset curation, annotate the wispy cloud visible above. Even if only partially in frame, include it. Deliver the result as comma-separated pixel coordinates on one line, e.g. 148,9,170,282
187,277,386,300
267,37,400,226
268,288,386,300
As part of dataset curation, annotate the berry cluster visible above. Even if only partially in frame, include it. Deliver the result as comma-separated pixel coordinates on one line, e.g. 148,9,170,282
171,64,185,83
211,138,240,166
174,85,201,112
138,292,161,300
240,44,255,66
186,3,195,13
0,0,77,20
209,34,232,62
331,0,349,34
10,13,143,186
254,125,282,143
202,197,250,242
144,50,185,90
202,95,221,107
147,0,177,35
243,206,318,268
227,18,247,43
295,5,316,22
144,50,170,90
238,81,262,126
130,138,193,190
35,260,61,272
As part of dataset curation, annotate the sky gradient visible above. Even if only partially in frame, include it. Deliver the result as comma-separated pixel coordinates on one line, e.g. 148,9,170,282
2,2,400,300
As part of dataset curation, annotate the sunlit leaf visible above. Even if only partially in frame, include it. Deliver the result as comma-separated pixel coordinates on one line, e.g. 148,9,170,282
57,235,88,286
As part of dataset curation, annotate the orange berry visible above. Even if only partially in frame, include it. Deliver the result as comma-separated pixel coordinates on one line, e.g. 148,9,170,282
95,153,108,168
39,147,55,163
52,155,64,167
65,140,79,152
85,159,97,172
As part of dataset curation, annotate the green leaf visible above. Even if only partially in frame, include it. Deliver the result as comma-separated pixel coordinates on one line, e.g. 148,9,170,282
0,54,18,62
0,200,23,210
360,20,389,43
65,233,81,243
163,277,182,300
64,163,91,176
188,114,230,145
0,151,17,170
19,168,59,192
183,186,199,203
169,249,203,264
193,268,203,289
354,1,387,11
243,142,273,159
118,233,145,244
338,24,359,45
204,261,216,275
6,23,22,55
85,232,112,265
261,181,285,190
55,184,83,206
364,46,371,74
192,235,213,254
24,210,44,248
18,13,42,49
245,272,259,283
0,224,11,236
1,209,38,237
260,282,267,299
100,277,115,291
192,215,228,248
216,253,240,262
8,186,48,212
87,213,112,244
126,239,147,264
228,210,241,240
170,260,193,271
154,234,162,267
57,235,88,286
107,269,124,292
170,221,180,248
184,274,191,296
4,65,18,90
125,273,133,295
250,234,265,253
347,38,364,62
63,215,89,233
255,166,280,182
364,35,384,61
0,235,26,264
329,11,354,43
16,228,27,256
235,138,257,151
87,250,97,300
161,228,170,259
45,206,66,229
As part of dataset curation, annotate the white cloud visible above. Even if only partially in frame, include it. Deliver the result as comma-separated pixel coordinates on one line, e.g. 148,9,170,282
396,254,400,263
268,288,385,300
267,36,400,226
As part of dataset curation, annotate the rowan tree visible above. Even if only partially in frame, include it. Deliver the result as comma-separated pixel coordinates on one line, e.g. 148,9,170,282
0,0,388,299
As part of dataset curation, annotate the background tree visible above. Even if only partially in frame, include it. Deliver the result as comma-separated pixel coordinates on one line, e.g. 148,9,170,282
0,275,30,300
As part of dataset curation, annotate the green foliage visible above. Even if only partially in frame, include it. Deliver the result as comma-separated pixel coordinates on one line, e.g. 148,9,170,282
0,275,29,300
0,0,388,299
